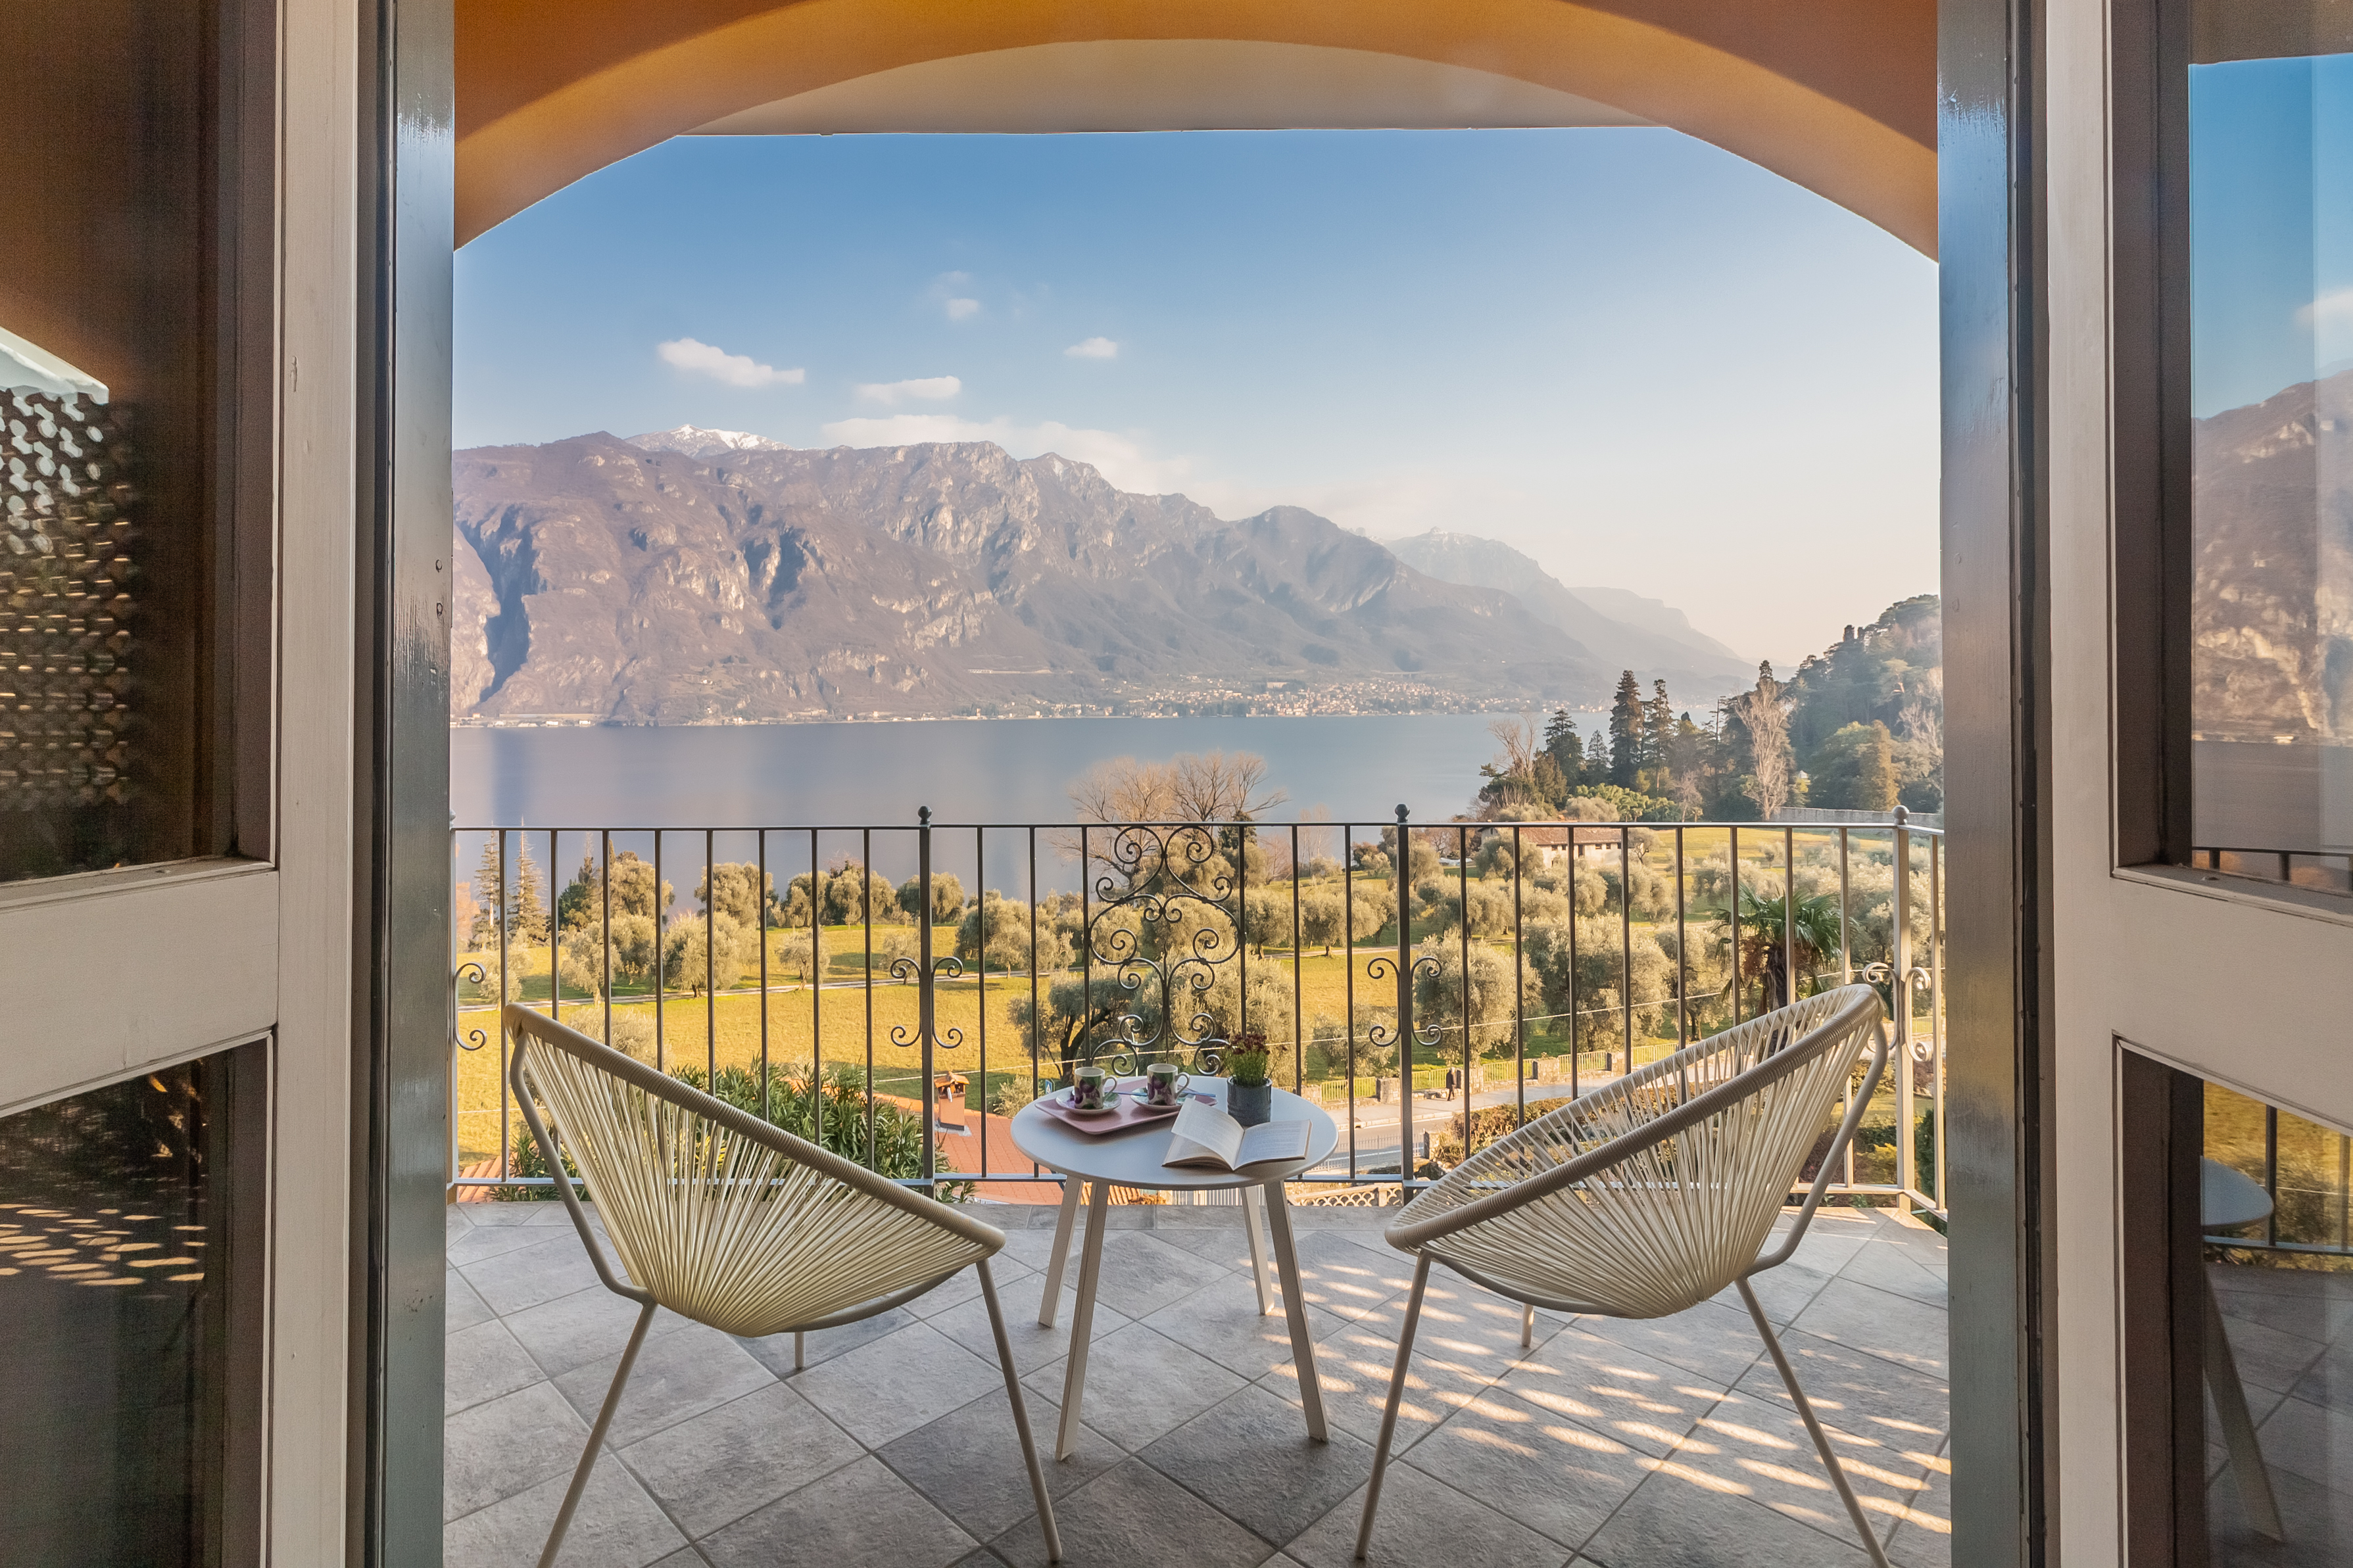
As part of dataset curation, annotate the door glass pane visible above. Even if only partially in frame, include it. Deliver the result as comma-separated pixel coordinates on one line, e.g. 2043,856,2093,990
2188,23,2353,883
1,0,228,881
2200,1079,2352,1559
0,1055,249,1563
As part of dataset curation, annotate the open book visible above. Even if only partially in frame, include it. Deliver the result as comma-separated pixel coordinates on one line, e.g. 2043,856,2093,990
1163,1098,1311,1173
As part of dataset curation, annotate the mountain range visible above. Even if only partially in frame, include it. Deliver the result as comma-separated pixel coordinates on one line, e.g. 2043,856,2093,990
2191,366,2353,742
449,427,1753,724
1382,531,1751,694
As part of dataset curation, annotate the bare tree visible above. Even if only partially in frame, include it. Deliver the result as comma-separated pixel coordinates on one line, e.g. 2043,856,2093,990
1170,750,1287,820
1735,669,1795,820
1067,755,1176,823
1486,715,1539,778
1067,749,1286,824
1675,771,1705,820
1897,667,1944,751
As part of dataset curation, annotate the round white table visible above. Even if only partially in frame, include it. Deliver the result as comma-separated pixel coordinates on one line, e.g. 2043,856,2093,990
1009,1080,1340,1460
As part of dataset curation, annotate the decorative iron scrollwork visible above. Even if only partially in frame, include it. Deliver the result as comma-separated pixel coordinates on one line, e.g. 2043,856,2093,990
1365,954,1443,1056
890,955,965,1052
452,961,489,1052
1075,822,1249,1078
1856,961,1936,1060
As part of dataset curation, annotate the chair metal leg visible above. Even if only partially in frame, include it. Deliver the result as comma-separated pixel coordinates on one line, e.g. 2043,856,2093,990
2205,1271,2285,1540
537,1297,657,1568
1737,1277,1891,1568
1520,1302,1534,1350
792,1331,804,1372
1054,1177,1111,1460
1243,1183,1274,1315
1355,1253,1432,1562
1039,1177,1082,1327
979,1260,1063,1563
1261,1177,1327,1442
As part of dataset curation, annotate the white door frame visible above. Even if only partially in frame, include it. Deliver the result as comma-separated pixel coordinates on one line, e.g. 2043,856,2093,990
2038,0,2353,1559
0,0,399,1559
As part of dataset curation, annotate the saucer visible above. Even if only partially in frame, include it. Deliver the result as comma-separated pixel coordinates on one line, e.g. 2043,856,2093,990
1060,1089,1122,1116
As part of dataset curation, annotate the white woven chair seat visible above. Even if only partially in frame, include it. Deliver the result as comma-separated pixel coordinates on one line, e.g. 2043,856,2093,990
1400,989,1876,1319
523,1047,990,1336
502,1007,1062,1567
1358,987,1893,1567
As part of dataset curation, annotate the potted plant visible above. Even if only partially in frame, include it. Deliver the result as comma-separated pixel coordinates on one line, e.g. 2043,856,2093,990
1226,1032,1273,1126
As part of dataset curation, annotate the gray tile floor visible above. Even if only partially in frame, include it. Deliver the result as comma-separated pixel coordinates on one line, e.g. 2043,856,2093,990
445,1199,1957,1567
2206,1259,2353,1566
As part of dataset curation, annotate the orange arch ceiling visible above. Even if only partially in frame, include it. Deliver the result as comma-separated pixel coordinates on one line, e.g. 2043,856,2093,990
456,0,1937,254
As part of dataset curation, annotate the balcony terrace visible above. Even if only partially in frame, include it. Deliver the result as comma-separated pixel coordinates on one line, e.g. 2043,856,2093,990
443,1198,1953,1568
443,813,2352,1564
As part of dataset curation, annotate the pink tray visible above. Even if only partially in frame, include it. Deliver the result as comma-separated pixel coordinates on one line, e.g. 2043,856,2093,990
1034,1087,1211,1137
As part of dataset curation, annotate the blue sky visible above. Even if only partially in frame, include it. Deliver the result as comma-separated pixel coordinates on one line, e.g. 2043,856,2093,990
2191,54,2353,417
455,129,1939,671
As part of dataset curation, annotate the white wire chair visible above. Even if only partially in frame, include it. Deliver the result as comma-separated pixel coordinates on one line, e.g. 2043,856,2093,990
1353,984,1895,1565
501,1006,1061,1567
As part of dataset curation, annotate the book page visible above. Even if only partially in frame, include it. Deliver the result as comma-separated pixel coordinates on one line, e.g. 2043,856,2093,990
1163,1099,1244,1170
1234,1118,1310,1169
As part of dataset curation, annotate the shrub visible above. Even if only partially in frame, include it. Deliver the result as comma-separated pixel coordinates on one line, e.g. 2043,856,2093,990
660,911,759,995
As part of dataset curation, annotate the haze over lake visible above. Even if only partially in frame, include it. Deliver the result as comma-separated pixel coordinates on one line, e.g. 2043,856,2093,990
450,713,1588,830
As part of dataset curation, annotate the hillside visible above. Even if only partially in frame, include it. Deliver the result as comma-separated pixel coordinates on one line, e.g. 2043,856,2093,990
448,433,1619,723
1384,529,1751,699
2190,366,2353,742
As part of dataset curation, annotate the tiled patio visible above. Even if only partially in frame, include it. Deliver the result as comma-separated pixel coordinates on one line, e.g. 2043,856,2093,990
445,1196,1955,1567
2205,1260,2353,1566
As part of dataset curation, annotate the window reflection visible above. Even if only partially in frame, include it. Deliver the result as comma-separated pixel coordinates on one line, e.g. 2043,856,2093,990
0,1062,233,1563
0,0,226,882
2189,37,2353,877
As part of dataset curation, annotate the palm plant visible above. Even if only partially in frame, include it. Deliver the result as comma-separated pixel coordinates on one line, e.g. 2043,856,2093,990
1734,884,1845,1004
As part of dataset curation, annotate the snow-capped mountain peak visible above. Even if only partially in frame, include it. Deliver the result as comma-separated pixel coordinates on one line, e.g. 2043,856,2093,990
625,425,794,459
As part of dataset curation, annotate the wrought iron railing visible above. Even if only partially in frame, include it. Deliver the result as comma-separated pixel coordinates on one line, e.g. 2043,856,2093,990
449,809,1946,1214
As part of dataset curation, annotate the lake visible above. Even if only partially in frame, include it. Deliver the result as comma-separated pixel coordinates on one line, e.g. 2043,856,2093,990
450,712,1588,830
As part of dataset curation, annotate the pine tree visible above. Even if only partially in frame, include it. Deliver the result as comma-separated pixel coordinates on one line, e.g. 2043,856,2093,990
1541,707,1586,786
468,838,504,948
508,838,549,945
1607,671,1644,788
1643,680,1674,777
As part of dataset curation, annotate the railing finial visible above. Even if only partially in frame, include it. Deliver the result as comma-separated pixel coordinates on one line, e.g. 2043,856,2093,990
919,805,931,826
1395,804,1409,824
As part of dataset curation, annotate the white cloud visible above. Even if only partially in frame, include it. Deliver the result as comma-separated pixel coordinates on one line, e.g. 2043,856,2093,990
2300,287,2353,329
925,272,983,321
817,412,1195,495
656,337,804,389
853,376,961,406
1064,337,1119,360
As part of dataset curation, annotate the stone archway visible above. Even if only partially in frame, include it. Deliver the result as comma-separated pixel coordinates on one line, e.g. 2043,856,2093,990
456,0,1935,252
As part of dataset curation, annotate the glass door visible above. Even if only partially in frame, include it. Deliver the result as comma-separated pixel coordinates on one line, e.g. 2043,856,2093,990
2108,3,2353,1561
0,0,282,1559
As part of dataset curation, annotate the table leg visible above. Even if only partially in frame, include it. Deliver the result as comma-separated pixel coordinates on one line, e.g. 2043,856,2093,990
1261,1177,1327,1442
2205,1272,2284,1540
1055,1179,1111,1461
1039,1176,1082,1328
1242,1183,1274,1316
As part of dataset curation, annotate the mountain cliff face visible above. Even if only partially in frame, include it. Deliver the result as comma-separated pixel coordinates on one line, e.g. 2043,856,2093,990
2191,368,2353,741
449,433,1613,723
1384,530,1751,699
